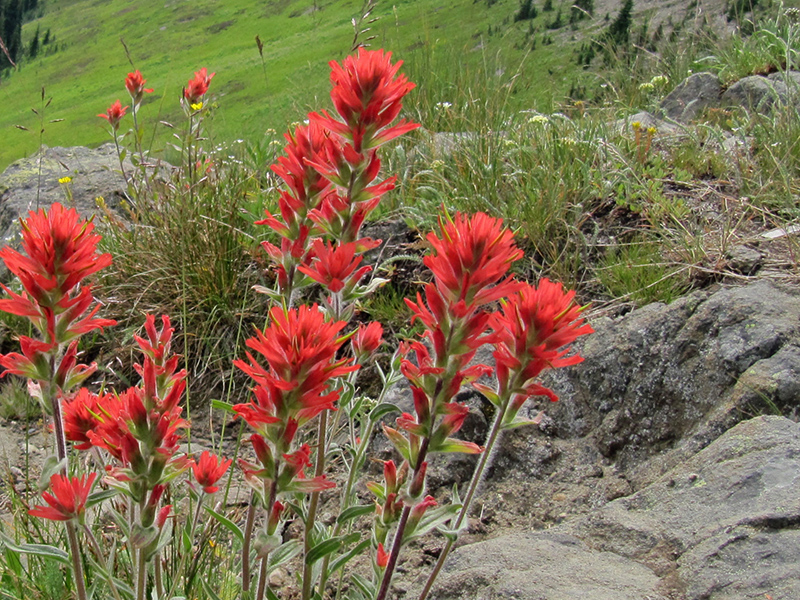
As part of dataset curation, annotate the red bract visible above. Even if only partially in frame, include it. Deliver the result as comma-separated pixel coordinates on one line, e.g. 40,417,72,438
234,304,357,432
192,451,232,494
352,321,383,360
312,48,419,151
98,100,128,130
423,211,523,308
125,70,153,105
29,473,96,522
0,204,112,309
491,279,594,407
268,122,332,210
183,67,215,104
63,388,106,450
297,239,372,294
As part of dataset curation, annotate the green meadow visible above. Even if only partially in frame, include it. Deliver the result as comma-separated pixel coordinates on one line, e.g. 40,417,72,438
0,0,579,170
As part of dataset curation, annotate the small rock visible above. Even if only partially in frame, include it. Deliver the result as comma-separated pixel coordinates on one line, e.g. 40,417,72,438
268,567,290,588
660,72,722,123
726,244,762,275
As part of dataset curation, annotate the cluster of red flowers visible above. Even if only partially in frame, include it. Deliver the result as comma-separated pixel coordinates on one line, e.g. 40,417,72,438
234,304,356,495
0,203,114,391
259,48,418,305
98,66,215,130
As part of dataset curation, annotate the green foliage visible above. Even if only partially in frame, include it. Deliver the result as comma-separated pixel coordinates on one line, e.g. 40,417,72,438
598,240,688,306
0,378,40,420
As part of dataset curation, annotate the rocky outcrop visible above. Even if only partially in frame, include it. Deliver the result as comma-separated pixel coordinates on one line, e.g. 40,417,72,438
430,416,800,600
660,72,723,123
659,69,800,123
0,144,129,248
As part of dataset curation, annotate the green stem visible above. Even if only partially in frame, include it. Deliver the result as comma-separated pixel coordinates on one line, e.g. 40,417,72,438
135,498,148,600
301,410,329,600
164,493,206,600
375,437,430,600
254,481,278,600
66,522,88,600
416,399,507,600
82,524,124,600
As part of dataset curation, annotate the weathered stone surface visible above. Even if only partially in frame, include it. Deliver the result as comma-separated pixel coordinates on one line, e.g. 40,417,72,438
725,243,762,275
0,144,129,247
569,416,800,599
427,531,667,600
612,110,681,138
721,75,789,113
537,280,800,481
660,72,722,122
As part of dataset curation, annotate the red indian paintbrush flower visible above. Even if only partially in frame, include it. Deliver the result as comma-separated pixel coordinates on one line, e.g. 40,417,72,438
0,204,115,382
423,211,523,309
233,304,358,433
184,67,215,105
297,239,372,294
311,48,419,151
192,451,232,494
29,472,96,522
352,321,383,360
489,279,593,415
125,70,153,105
0,203,112,310
98,100,128,130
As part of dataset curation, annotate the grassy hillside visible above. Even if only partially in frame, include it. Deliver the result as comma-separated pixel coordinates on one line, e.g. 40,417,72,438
0,0,589,170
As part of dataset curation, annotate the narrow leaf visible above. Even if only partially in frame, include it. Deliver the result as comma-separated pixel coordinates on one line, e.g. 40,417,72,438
336,505,374,524
204,506,244,544
328,538,370,574
305,537,342,565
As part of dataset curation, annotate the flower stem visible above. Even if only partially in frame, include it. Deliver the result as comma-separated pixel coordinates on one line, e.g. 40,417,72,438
82,524,124,600
164,492,206,600
241,497,257,597
416,399,507,600
254,481,278,600
301,410,329,600
375,438,430,600
66,522,88,600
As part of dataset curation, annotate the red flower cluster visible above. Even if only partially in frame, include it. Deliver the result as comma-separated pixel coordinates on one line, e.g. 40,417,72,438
192,451,232,494
312,48,418,152
184,67,215,105
259,49,417,303
489,279,594,424
98,100,128,130
234,305,357,495
62,315,191,501
29,473,96,523
125,69,153,105
0,204,115,385
390,212,523,462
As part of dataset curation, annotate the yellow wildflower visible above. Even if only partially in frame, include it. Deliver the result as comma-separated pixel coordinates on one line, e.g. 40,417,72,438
58,176,72,184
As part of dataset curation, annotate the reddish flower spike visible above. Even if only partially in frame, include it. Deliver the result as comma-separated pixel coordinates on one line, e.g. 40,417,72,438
184,68,215,105
29,473,96,522
98,100,128,130
297,239,372,294
125,70,154,105
192,450,232,494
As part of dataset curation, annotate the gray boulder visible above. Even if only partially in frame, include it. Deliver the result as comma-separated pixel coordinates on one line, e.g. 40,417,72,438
427,531,667,600
570,416,800,599
721,75,789,113
0,144,130,248
425,416,800,600
660,72,722,123
538,279,800,482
